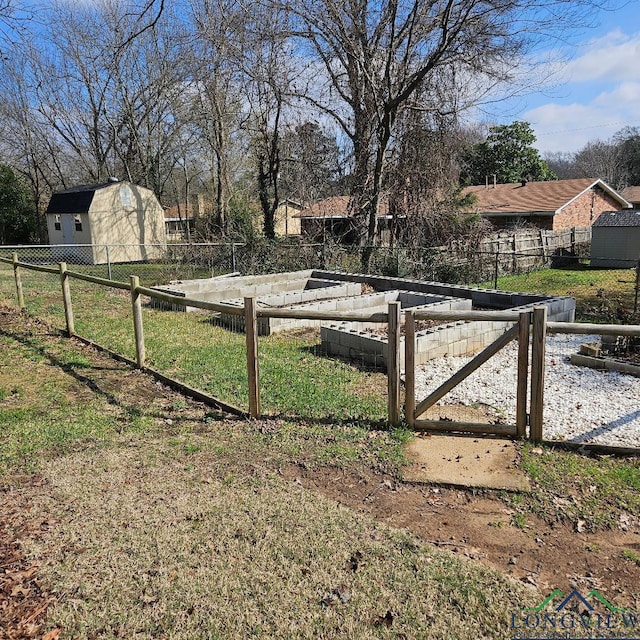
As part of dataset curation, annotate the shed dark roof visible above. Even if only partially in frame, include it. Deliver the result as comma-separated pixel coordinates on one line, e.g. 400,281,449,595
45,181,119,214
593,210,640,227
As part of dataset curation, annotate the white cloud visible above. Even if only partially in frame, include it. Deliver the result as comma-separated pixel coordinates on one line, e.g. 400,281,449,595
525,98,640,154
564,30,640,84
592,81,640,105
517,30,640,154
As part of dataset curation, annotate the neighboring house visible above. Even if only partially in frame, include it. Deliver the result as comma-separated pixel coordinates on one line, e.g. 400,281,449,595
274,199,303,236
590,210,640,268
164,204,195,242
463,178,631,230
46,179,166,264
621,186,640,209
296,195,395,243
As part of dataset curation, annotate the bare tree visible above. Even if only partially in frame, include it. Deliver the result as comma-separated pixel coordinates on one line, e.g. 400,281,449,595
234,3,296,239
574,140,628,189
280,0,618,269
188,0,249,236
0,0,185,204
0,44,86,239
614,126,640,187
544,151,580,180
105,3,190,196
279,121,344,204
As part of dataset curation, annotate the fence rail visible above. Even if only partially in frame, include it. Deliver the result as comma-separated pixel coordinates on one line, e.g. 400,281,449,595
2,251,640,447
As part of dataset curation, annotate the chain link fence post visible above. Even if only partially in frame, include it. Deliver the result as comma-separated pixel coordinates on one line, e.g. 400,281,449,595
12,251,25,309
106,245,112,280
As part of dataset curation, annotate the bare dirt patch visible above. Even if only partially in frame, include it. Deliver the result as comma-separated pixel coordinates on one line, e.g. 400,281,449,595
282,464,640,610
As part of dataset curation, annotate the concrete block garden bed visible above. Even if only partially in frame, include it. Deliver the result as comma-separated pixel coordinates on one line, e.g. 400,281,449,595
152,269,576,369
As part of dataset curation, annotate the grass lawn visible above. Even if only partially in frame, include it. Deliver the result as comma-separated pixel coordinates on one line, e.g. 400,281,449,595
2,263,639,637
0,264,388,421
495,264,638,322
1,306,531,639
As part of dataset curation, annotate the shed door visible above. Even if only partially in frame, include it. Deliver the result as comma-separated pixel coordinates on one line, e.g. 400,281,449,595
61,214,75,244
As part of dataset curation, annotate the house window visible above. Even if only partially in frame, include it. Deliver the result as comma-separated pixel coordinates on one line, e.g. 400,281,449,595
54,215,61,231
74,214,82,232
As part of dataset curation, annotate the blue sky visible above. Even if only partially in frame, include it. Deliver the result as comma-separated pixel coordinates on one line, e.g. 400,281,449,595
499,2,640,155
14,0,639,157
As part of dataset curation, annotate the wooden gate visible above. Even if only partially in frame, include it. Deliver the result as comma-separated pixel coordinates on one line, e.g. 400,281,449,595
404,309,533,438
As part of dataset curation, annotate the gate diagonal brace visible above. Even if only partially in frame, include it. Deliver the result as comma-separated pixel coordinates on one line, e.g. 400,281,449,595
414,323,520,420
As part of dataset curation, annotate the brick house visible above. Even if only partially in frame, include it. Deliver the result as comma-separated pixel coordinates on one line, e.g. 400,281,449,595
463,178,631,230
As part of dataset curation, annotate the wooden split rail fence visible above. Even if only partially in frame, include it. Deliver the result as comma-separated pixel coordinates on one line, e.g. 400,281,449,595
3,252,640,442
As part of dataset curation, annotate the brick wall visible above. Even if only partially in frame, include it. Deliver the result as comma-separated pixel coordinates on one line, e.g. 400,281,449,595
553,187,623,230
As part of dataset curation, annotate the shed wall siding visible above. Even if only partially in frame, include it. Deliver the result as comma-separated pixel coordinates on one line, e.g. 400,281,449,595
591,227,640,267
88,184,166,263
274,204,302,236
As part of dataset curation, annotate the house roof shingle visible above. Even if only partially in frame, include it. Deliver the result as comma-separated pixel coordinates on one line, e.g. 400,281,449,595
296,195,390,218
621,186,640,205
592,210,640,227
164,204,195,221
463,178,630,216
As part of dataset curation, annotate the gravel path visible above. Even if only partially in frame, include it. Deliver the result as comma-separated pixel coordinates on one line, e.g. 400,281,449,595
414,334,640,448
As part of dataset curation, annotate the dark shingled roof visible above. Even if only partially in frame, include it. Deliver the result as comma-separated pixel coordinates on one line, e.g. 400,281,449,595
45,181,119,214
593,210,640,227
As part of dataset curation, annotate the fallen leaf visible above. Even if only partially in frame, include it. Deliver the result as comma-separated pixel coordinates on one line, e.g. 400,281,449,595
43,630,62,640
373,610,394,627
335,584,350,604
348,551,363,572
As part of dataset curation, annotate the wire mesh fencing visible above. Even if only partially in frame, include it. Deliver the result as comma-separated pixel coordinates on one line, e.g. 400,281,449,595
1,241,638,321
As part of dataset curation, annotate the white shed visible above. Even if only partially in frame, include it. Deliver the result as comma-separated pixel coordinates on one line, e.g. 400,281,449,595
46,179,167,264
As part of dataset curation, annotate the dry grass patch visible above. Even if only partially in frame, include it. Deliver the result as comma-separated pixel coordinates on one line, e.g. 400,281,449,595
25,440,530,639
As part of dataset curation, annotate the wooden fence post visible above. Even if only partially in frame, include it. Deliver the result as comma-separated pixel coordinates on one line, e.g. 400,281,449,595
387,301,401,427
59,262,75,336
244,297,260,418
12,251,25,310
404,310,416,428
529,306,547,442
634,258,639,314
516,311,531,438
130,275,146,368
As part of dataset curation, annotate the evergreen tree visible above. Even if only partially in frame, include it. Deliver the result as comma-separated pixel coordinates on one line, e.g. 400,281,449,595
0,164,37,244
462,121,556,185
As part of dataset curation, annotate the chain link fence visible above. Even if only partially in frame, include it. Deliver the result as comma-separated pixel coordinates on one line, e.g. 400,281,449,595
1,241,638,320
